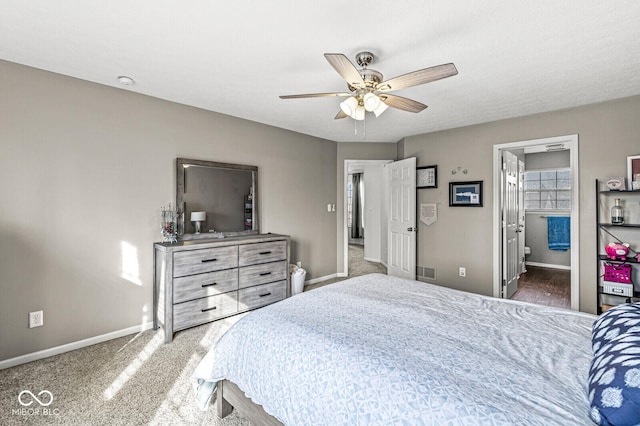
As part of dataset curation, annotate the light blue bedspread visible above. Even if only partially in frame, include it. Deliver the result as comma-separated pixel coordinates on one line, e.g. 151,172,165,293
192,273,596,425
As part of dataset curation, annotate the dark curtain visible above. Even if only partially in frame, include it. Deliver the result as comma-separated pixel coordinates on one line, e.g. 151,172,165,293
351,173,364,239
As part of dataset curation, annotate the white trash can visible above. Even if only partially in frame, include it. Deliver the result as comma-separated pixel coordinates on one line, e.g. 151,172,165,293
290,264,307,296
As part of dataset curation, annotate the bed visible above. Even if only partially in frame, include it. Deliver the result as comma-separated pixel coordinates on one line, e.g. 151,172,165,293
191,273,627,425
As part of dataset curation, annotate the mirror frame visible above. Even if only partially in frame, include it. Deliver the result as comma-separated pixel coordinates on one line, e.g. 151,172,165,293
176,158,258,240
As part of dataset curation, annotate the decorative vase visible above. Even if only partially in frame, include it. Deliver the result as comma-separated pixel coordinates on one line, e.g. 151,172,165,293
611,198,624,225
161,204,178,243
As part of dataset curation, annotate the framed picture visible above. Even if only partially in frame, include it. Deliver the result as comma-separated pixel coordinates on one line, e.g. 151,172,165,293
417,165,437,188
627,155,640,190
449,181,483,207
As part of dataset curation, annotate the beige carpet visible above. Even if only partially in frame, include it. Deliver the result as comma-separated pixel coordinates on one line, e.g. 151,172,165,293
0,316,250,425
306,244,386,290
0,246,385,425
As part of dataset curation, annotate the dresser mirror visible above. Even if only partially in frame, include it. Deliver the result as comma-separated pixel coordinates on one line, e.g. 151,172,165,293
176,158,258,239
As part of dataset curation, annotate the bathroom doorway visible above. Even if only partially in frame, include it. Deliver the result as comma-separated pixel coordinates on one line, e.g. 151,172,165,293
492,135,579,310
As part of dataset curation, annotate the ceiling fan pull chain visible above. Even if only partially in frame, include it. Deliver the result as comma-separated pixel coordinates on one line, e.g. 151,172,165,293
363,115,366,138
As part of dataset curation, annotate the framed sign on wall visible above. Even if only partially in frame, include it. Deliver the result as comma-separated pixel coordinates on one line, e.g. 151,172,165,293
417,165,437,189
449,181,483,207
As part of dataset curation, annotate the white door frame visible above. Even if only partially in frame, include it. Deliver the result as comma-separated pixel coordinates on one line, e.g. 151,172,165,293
492,134,580,310
342,159,392,277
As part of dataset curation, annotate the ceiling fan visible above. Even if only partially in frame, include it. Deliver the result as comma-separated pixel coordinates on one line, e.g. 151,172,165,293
280,51,458,120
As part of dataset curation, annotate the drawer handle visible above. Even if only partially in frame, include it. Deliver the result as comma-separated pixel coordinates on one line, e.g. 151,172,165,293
259,251,272,255
259,292,272,297
201,258,218,263
259,272,272,276
201,306,217,312
201,282,218,288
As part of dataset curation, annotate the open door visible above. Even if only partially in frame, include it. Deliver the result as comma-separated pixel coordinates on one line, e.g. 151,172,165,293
502,151,519,298
386,157,416,279
517,159,526,274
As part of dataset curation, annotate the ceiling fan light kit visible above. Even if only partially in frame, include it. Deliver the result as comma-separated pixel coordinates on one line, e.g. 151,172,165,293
339,96,359,117
280,51,458,121
363,92,380,111
372,100,388,117
353,105,365,121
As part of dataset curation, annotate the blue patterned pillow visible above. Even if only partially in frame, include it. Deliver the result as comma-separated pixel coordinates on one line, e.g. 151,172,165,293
592,304,640,353
589,304,640,426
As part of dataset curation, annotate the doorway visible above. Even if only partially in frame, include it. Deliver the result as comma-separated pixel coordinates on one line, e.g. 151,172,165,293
492,134,580,310
342,160,392,277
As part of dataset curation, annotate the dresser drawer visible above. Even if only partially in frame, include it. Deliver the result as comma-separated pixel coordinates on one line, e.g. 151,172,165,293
173,245,238,277
239,260,287,289
173,268,238,303
238,281,286,311
173,292,238,331
238,240,287,266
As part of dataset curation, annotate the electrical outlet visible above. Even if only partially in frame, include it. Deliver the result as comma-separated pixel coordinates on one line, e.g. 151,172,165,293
297,261,302,268
459,267,466,277
327,204,332,212
29,310,43,328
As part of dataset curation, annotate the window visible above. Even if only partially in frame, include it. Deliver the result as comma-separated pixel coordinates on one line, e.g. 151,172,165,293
347,175,353,226
524,168,571,210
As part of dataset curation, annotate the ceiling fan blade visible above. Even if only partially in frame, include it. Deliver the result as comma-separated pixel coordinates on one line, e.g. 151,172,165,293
378,63,458,92
279,92,352,99
335,110,348,119
379,94,428,113
324,53,365,88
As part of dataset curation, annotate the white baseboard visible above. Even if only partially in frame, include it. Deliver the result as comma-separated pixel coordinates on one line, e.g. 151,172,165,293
363,256,381,263
0,322,154,370
525,261,571,271
305,273,339,285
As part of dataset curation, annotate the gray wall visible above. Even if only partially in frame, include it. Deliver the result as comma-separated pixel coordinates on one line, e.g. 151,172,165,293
0,60,337,362
401,95,640,314
525,150,570,170
524,214,571,266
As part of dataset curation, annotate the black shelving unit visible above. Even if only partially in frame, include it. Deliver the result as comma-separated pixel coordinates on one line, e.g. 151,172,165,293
244,194,253,230
595,179,640,313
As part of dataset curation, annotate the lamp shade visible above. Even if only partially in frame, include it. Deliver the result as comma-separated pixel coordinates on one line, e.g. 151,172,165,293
190,211,206,221
340,97,358,116
373,101,389,117
363,93,381,111
353,105,365,120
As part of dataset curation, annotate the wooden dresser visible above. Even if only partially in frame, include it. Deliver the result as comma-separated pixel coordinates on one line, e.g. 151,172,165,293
154,234,290,342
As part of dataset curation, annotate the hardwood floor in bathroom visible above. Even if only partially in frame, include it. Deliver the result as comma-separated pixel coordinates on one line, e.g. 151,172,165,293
510,266,571,309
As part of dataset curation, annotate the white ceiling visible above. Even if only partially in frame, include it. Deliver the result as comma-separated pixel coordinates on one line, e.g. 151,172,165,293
1,1,639,143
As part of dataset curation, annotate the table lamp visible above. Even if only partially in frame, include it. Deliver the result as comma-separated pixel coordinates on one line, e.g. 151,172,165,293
190,211,206,234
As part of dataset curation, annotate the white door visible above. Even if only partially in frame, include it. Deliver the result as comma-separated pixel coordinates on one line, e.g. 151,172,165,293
502,151,519,298
517,160,526,274
386,157,416,279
